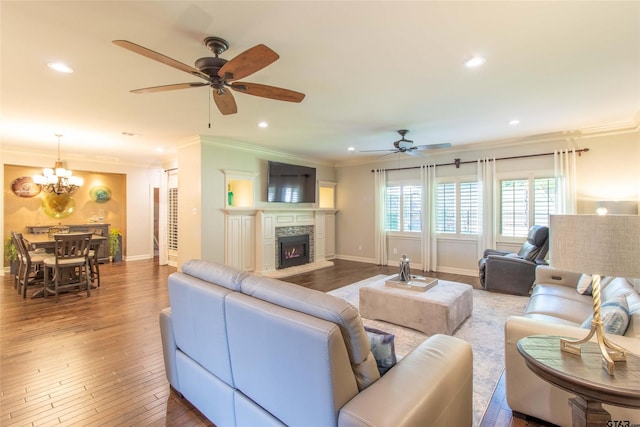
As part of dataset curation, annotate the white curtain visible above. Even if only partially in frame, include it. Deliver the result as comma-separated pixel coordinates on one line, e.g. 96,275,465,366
554,149,577,214
374,169,388,265
477,158,496,260
420,164,437,272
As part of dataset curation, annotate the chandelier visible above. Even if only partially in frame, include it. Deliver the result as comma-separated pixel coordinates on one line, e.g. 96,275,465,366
33,134,83,195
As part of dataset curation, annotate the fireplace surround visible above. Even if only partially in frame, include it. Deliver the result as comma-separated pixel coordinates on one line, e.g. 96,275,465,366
275,225,314,269
278,234,310,269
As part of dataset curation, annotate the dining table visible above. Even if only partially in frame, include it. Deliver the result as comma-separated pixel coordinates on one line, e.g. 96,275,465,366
22,233,107,298
23,232,107,251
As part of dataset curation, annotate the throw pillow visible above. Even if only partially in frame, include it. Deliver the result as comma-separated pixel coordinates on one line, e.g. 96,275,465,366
576,274,593,295
581,296,630,335
364,326,397,375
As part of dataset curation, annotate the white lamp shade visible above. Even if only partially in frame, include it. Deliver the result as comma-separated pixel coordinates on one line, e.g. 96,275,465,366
549,214,640,278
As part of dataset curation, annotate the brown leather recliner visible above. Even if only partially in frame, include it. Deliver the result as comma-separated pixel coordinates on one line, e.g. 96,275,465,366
478,225,549,296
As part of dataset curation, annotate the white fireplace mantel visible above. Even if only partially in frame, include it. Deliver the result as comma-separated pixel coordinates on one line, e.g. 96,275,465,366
224,208,336,273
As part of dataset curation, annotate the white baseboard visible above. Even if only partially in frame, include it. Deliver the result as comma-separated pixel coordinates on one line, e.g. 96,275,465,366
435,266,478,277
335,254,376,264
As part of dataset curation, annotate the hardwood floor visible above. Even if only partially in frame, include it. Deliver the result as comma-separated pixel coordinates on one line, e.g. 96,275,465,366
1,258,549,426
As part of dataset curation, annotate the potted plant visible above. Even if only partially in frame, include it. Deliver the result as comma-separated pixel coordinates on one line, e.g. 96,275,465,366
4,237,19,274
109,228,123,262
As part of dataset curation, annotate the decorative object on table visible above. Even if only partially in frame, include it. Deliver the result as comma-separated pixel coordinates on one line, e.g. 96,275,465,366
89,185,112,203
48,224,70,238
42,193,76,218
399,254,411,282
385,275,438,292
109,228,123,262
549,214,640,375
32,134,83,195
227,184,234,206
11,176,42,198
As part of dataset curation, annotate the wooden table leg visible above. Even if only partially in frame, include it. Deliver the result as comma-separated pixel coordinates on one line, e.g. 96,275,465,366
569,396,611,427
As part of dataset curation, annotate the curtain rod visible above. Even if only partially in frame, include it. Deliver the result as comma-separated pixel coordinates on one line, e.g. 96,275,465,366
370,148,589,173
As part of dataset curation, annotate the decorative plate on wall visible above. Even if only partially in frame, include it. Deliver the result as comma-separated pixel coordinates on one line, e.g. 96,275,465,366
11,176,42,198
90,185,112,203
42,194,76,218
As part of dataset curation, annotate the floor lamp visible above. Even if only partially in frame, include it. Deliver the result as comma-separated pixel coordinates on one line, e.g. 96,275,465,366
549,214,640,376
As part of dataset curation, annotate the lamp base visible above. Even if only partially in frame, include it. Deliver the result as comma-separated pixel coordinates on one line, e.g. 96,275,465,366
560,321,627,376
560,274,627,375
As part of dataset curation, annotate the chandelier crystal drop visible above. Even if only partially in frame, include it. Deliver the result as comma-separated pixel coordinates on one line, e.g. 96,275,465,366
33,134,83,195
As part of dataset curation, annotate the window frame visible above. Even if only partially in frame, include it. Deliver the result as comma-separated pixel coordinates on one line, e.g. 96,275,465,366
435,176,480,238
497,171,555,242
384,181,423,236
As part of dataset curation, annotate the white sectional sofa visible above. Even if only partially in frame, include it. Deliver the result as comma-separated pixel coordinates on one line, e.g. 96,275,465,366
504,266,640,426
159,259,474,427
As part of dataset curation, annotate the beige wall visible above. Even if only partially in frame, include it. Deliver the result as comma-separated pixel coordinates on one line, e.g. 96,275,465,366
335,128,640,273
176,136,337,268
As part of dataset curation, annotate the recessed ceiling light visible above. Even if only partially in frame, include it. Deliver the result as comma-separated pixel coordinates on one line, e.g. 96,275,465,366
464,56,486,68
508,119,520,126
47,62,74,73
258,121,268,128
347,147,355,152
155,147,164,153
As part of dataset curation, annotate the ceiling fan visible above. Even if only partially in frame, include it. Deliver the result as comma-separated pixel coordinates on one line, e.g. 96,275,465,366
112,36,305,115
362,130,451,157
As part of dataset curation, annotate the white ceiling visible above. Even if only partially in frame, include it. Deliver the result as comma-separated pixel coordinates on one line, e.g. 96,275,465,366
1,1,639,168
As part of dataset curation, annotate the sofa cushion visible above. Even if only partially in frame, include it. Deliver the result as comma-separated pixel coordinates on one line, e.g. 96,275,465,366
364,326,397,375
240,274,380,390
526,285,593,324
581,296,630,335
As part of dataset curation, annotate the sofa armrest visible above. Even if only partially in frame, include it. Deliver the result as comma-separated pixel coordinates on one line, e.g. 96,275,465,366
338,334,472,427
482,248,511,258
484,255,537,295
534,266,582,289
159,307,180,391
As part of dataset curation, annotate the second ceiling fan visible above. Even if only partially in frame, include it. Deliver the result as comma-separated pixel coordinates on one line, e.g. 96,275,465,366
113,36,305,115
362,130,451,157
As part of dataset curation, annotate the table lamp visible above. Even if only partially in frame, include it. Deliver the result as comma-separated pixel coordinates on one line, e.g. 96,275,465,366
549,214,640,375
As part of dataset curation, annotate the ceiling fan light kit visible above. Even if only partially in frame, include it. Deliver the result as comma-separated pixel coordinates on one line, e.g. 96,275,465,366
112,36,305,115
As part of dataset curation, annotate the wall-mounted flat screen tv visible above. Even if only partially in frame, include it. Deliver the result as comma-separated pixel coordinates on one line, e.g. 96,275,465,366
267,161,316,203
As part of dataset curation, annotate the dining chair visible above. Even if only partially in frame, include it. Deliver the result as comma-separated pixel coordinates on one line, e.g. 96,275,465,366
43,233,93,302
88,228,103,288
10,232,25,292
12,232,48,298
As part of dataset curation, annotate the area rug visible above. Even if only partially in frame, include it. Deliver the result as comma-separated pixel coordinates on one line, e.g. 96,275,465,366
328,274,529,427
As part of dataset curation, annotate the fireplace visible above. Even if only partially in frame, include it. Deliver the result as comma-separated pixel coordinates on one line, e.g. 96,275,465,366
278,234,310,269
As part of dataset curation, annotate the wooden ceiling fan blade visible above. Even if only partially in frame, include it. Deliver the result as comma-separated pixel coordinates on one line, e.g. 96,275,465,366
130,82,208,94
416,143,452,150
113,40,210,80
218,44,279,81
213,89,238,115
230,82,305,102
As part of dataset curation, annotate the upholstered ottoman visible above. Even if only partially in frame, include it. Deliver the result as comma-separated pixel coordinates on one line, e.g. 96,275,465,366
359,280,473,335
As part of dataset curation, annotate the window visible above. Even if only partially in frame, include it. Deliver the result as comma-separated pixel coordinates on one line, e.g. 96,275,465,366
385,185,422,232
500,177,555,237
168,187,178,251
436,180,479,234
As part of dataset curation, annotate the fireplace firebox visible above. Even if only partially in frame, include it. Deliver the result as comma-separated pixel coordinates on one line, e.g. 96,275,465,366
278,234,310,269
